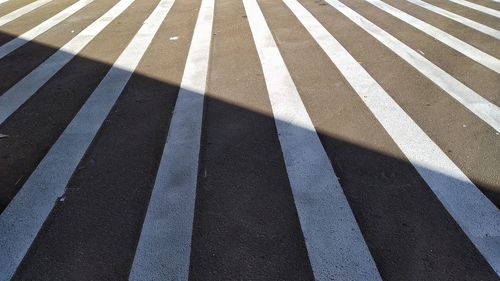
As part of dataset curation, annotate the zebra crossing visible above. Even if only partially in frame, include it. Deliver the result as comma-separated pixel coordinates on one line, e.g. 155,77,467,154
406,0,500,38
0,0,498,280
0,0,93,60
448,0,500,17
286,0,499,275
0,0,52,27
245,0,381,279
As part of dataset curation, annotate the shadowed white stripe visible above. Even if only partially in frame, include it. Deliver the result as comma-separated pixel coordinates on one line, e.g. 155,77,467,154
407,0,500,39
0,0,52,26
285,0,500,275
0,0,11,6
244,0,382,280
0,1,174,280
448,0,500,18
0,0,134,125
367,0,500,73
128,0,214,279
324,0,500,132
0,0,94,60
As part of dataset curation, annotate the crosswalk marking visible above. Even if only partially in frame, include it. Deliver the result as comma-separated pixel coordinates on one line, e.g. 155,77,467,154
407,0,500,39
285,0,500,275
0,0,173,279
324,0,500,132
0,0,498,278
0,0,52,26
448,0,500,18
244,0,383,280
129,0,214,279
0,0,94,60
0,0,134,125
367,0,500,73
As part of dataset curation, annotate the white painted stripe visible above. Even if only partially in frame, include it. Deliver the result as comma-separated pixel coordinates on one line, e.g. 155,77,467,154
0,0,134,125
285,0,500,275
324,0,500,132
448,0,500,18
0,0,93,60
0,0,174,280
243,0,382,280
128,0,213,279
0,0,10,6
0,0,52,26
407,0,500,39
367,0,500,73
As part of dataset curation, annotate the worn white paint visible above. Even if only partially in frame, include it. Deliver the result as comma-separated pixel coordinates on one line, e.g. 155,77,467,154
0,1,173,280
288,0,500,275
0,0,94,60
244,0,383,280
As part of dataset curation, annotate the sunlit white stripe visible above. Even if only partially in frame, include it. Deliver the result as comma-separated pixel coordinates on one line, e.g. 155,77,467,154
407,0,500,39
324,0,500,132
367,0,500,73
129,0,214,279
287,0,500,275
244,0,383,280
0,0,135,125
0,0,52,26
448,0,500,18
0,0,94,60
0,0,174,280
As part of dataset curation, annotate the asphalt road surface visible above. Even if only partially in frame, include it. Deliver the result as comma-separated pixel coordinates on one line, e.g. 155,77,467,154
0,0,499,280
